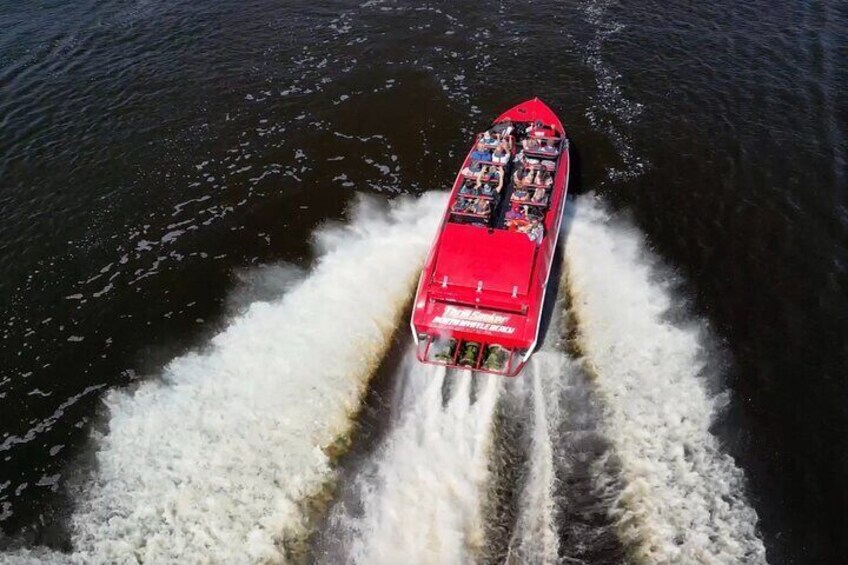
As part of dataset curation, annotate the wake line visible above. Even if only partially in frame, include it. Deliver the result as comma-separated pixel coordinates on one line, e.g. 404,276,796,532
504,352,562,563
317,353,501,564
496,286,618,564
564,195,767,563
8,193,445,564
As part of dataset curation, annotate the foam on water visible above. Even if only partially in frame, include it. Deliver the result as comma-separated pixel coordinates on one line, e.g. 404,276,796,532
581,0,647,182
7,193,445,564
322,354,501,564
503,352,563,563
564,195,767,563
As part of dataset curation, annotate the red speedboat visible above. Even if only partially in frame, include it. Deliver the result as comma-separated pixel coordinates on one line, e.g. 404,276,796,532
411,98,570,376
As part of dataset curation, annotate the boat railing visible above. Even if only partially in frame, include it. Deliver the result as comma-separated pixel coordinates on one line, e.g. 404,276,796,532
457,190,496,200
509,193,549,207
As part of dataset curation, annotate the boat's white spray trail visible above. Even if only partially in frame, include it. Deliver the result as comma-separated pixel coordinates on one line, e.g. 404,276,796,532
564,195,767,563
6,193,445,564
503,351,563,563
322,353,501,565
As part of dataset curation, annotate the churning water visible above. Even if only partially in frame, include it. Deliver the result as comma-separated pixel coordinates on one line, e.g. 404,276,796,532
2,0,845,563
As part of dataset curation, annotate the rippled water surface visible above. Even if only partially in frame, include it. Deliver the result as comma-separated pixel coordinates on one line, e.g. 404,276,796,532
1,0,845,563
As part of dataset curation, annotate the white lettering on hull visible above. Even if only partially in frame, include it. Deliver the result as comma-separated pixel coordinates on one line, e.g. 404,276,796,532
432,306,517,334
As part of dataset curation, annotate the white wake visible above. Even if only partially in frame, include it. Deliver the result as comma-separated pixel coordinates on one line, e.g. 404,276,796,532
503,351,564,564
564,195,767,563
322,354,501,565
7,193,445,564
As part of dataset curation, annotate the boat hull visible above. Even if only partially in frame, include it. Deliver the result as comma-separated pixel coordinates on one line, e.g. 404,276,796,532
410,98,570,376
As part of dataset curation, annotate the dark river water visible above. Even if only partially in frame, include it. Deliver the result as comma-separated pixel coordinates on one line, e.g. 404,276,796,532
1,0,845,563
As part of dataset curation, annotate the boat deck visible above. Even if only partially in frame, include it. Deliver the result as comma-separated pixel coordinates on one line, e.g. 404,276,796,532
411,98,570,376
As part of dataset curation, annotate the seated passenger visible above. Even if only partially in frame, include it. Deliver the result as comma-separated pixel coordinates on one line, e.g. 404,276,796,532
518,219,544,243
492,142,510,165
463,151,493,175
512,166,533,189
522,137,541,152
475,164,490,183
480,131,500,148
531,186,547,204
476,164,502,183
470,198,491,215
528,120,555,138
506,217,530,232
526,120,542,136
508,204,543,223
528,220,544,242
493,164,504,186
452,197,472,213
511,187,529,202
512,166,526,185
526,205,544,221
515,151,541,167
505,203,527,221
534,169,553,187
477,165,504,195
538,139,559,156
463,162,482,176
469,142,492,163
460,179,479,195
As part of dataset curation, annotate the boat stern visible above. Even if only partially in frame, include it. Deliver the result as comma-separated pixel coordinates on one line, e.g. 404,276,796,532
411,301,537,377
